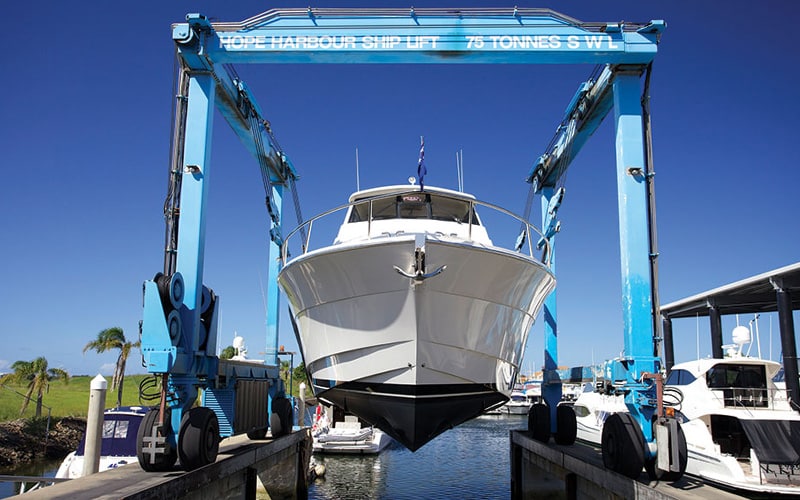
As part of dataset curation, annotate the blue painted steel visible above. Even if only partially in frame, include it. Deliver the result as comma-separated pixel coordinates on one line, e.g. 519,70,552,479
176,74,216,358
527,65,615,190
142,7,667,461
611,70,660,445
540,186,562,432
179,8,663,65
265,185,284,367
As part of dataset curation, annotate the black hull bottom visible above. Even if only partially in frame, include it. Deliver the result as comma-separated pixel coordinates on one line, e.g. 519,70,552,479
314,380,508,451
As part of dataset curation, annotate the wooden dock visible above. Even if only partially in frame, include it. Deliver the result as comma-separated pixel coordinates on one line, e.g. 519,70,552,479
19,428,311,500
510,430,748,499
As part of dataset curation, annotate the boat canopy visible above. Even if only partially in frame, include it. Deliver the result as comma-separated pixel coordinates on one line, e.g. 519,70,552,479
348,191,480,225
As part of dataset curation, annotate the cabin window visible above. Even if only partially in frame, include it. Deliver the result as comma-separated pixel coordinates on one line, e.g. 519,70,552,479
103,419,130,439
348,193,480,225
665,369,696,386
573,405,590,418
706,364,766,389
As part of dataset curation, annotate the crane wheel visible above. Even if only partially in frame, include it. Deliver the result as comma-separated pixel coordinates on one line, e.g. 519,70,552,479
178,407,220,471
136,408,177,472
601,412,644,479
270,397,293,437
528,403,550,443
554,404,577,445
645,420,687,481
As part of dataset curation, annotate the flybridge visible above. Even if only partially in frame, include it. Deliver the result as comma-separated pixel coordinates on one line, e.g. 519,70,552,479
175,7,664,64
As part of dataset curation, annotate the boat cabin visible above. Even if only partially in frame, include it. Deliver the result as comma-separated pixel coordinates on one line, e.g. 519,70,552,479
666,360,772,409
335,186,492,245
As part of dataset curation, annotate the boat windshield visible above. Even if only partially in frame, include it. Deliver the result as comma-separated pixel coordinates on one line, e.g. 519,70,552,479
705,363,767,389
348,193,480,225
75,414,143,457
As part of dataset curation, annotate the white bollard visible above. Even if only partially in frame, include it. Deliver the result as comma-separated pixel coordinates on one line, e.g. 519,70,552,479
298,383,306,426
82,374,107,477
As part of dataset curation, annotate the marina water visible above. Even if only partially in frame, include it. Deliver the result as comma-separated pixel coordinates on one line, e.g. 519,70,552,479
308,414,525,499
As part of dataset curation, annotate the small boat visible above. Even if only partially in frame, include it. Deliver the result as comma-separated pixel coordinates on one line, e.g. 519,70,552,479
311,407,391,455
56,406,148,479
504,389,533,415
279,183,555,451
573,331,800,495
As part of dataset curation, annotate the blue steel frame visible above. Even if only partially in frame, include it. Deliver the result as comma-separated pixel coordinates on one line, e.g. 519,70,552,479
140,7,665,452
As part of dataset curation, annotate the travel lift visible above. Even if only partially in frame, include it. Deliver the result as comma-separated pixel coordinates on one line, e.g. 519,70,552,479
137,7,681,479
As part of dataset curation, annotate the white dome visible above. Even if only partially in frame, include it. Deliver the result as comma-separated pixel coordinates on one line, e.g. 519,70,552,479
731,325,751,346
233,336,245,349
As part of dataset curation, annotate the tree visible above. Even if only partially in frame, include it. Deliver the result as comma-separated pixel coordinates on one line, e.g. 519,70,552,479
0,357,69,417
83,327,140,407
220,346,235,360
292,362,308,387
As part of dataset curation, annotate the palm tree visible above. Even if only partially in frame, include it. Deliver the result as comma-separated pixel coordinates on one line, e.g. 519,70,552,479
83,327,140,407
0,357,69,417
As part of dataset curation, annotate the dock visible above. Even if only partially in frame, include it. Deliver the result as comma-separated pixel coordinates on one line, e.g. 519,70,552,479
20,429,311,500
510,430,747,499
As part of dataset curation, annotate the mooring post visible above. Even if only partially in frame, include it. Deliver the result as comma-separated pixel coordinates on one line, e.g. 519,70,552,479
298,382,307,426
82,374,107,477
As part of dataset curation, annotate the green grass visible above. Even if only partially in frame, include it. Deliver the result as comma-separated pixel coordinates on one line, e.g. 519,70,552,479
1,372,306,422
0,375,152,421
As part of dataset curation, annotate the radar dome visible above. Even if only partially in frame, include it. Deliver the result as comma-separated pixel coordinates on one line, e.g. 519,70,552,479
732,325,751,346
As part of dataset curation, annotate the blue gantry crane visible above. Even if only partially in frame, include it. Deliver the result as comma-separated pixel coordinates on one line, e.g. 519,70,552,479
137,7,682,479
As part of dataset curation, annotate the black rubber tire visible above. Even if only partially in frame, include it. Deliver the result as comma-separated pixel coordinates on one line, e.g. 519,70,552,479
645,421,688,482
271,397,293,437
528,403,551,443
246,426,268,440
178,407,220,471
601,413,645,479
136,408,177,472
554,405,577,445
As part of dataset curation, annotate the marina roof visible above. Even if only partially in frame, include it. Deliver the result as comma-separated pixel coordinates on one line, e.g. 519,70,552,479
660,262,800,318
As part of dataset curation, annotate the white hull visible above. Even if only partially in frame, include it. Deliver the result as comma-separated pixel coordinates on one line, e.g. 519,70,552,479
55,452,137,479
279,185,555,450
573,356,800,495
313,428,391,455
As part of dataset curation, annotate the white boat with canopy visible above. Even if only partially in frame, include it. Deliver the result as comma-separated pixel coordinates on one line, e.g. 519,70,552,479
278,183,555,451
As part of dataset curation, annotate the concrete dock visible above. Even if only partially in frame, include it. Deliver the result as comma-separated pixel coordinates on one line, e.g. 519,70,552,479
20,428,311,500
511,430,748,499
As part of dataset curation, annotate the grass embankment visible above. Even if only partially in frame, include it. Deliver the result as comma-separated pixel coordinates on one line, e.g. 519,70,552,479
0,375,151,421
1,373,305,422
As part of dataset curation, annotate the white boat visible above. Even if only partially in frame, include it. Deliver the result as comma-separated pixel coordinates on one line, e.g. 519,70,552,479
573,352,800,495
504,389,533,415
278,184,555,451
56,406,148,479
311,410,391,455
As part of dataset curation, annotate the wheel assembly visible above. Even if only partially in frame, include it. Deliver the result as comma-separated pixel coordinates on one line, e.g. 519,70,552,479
554,404,577,445
178,407,221,471
137,408,177,472
601,412,645,479
528,403,551,443
645,419,687,482
270,397,293,437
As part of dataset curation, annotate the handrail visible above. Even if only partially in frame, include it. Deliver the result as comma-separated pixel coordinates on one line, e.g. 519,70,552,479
280,189,551,267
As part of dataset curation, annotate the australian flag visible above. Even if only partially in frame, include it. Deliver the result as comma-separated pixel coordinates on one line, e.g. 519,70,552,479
417,136,427,190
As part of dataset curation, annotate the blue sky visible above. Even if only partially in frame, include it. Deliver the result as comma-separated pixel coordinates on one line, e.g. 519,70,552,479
1,1,798,379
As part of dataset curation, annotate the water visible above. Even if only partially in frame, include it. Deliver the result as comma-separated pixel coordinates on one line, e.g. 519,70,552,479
0,414,526,499
308,414,526,499
0,458,62,497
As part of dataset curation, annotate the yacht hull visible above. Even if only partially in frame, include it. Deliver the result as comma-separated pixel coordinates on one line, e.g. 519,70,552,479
279,235,554,450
